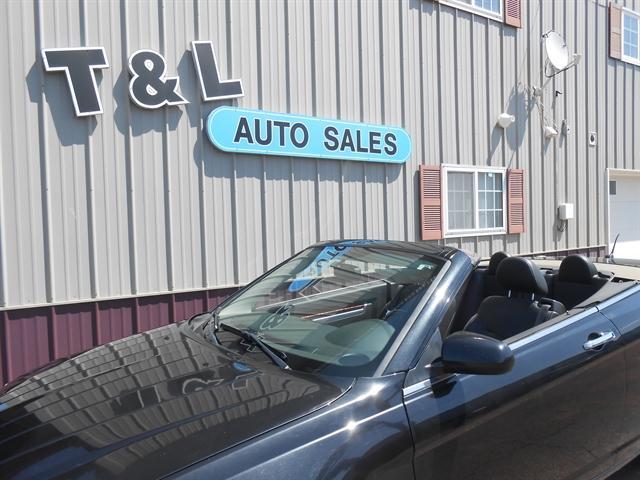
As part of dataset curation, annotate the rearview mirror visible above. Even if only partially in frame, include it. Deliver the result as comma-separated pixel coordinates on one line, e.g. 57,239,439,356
441,331,514,375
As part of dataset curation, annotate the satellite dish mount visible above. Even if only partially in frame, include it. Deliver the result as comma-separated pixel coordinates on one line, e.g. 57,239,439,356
542,30,581,77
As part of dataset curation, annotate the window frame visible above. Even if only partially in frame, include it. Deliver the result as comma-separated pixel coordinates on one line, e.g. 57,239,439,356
442,164,507,238
621,8,640,66
439,0,503,22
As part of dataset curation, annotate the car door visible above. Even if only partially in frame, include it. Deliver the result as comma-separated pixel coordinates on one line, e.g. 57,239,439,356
403,307,627,480
597,284,640,470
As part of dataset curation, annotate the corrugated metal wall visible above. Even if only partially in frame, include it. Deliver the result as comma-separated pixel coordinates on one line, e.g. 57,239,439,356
0,288,235,386
1,0,638,311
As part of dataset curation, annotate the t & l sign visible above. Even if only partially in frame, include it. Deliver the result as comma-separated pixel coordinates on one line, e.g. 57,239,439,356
41,41,243,117
40,41,412,164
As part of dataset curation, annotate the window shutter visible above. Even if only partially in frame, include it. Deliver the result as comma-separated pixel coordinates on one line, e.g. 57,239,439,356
504,0,522,28
419,165,443,241
507,169,525,234
610,2,622,60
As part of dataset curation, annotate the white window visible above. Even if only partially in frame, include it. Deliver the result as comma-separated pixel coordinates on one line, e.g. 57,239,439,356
443,166,507,237
623,10,640,64
440,0,503,21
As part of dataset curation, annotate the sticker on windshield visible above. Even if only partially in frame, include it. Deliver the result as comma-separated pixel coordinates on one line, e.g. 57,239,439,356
288,241,376,293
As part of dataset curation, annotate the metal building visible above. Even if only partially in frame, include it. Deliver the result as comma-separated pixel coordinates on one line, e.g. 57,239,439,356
1,0,639,385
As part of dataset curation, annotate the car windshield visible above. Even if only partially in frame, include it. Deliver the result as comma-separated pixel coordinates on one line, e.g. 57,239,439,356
215,243,446,376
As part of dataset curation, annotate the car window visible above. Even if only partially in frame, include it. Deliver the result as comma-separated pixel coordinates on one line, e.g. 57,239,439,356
216,243,446,376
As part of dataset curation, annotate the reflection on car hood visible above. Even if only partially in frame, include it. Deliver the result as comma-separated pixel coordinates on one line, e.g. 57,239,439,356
0,323,352,479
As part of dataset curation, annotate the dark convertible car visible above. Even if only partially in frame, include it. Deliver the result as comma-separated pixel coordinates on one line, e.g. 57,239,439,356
2,240,640,479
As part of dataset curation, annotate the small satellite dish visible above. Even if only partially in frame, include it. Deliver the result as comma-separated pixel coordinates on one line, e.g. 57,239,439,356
542,31,580,77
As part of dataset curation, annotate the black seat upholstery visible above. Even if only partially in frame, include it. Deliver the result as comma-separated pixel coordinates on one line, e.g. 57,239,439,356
550,255,608,309
483,251,510,297
449,251,512,332
464,257,563,340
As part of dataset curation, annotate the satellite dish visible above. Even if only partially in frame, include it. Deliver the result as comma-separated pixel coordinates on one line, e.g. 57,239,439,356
542,30,580,77
545,32,571,69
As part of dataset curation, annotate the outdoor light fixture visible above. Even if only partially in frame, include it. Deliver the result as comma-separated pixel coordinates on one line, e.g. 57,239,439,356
497,113,516,129
544,125,559,138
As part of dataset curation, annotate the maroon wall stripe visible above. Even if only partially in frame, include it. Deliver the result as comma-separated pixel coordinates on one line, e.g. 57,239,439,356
1,310,6,387
4,308,52,385
1,287,237,386
96,299,135,345
137,296,172,333
52,304,95,359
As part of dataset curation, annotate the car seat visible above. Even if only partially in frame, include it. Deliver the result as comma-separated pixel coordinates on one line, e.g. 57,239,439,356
464,257,565,340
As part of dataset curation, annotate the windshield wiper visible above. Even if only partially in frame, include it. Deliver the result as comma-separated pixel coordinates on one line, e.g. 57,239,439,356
219,322,290,370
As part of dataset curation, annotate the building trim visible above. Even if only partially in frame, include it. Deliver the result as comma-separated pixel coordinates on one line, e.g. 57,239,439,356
0,284,245,312
442,165,508,238
620,7,640,66
439,0,503,22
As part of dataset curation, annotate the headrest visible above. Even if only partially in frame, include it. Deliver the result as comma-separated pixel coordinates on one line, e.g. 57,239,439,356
487,251,510,275
558,255,598,284
496,257,548,295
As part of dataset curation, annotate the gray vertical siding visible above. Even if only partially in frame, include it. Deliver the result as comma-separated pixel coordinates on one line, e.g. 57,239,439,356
0,0,638,309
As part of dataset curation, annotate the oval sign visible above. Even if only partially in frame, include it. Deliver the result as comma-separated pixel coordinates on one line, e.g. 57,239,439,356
206,107,411,164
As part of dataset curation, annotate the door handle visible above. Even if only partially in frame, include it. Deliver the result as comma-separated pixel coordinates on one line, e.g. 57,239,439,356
583,331,616,350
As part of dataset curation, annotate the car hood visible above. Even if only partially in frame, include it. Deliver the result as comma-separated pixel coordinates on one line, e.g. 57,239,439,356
0,322,353,479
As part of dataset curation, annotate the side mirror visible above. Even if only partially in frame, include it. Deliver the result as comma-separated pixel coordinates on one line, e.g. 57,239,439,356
441,331,514,375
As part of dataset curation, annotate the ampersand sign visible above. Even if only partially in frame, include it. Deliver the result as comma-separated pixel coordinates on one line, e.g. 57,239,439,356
128,49,187,109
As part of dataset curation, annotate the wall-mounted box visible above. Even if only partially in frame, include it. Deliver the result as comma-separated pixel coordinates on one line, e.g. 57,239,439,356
558,203,575,220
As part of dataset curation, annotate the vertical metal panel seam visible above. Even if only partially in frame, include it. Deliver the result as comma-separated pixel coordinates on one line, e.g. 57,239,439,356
158,0,174,291
255,0,269,271
538,1,547,251
481,15,490,251
562,0,569,252
193,0,208,288
585,3,591,247
378,0,389,240
594,3,604,246
573,2,581,248
310,0,321,243
525,0,534,252
356,0,367,239
453,10,461,169
634,40,638,174
500,22,505,170
34,0,54,303
469,15,477,167
418,3,426,166
418,2,427,241
119,0,138,294
284,0,296,254
594,1,601,246
436,4,445,168
484,18,491,167
398,1,408,241
333,0,345,239
80,0,99,299
550,3,559,253
499,20,506,253
224,0,240,285
56,3,72,300
614,62,618,170
514,17,522,253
